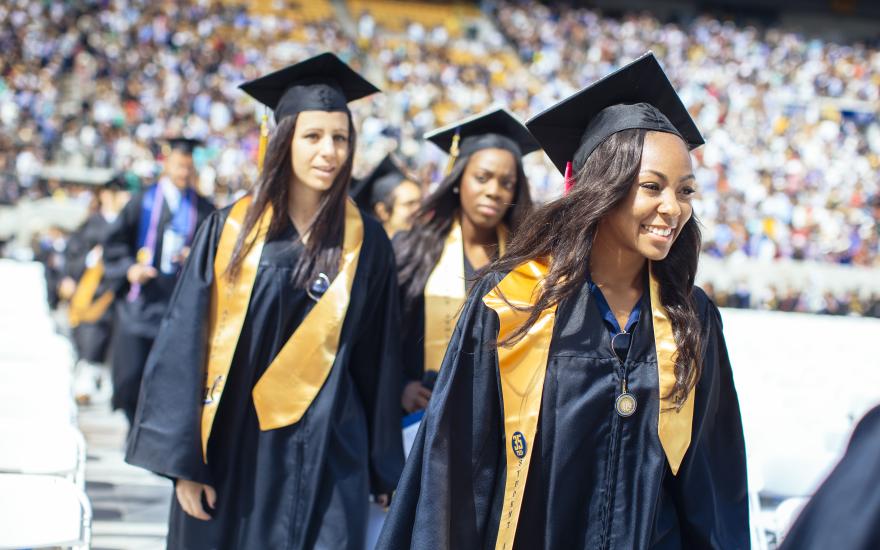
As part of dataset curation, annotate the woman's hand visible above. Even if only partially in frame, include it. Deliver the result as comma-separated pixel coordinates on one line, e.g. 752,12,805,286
175,479,216,520
401,381,432,413
375,493,391,509
127,263,158,285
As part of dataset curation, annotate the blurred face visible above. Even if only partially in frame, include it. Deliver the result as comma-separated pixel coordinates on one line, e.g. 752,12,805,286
290,111,350,193
375,180,422,236
98,188,115,207
599,131,696,261
164,150,195,190
458,148,517,231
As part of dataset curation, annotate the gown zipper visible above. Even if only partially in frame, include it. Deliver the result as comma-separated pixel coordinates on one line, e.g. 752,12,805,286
599,331,629,549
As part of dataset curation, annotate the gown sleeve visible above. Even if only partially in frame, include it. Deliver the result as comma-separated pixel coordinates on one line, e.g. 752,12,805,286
101,192,141,290
664,292,751,549
378,274,505,550
399,295,426,386
124,209,226,484
63,220,90,281
778,405,880,550
347,229,406,496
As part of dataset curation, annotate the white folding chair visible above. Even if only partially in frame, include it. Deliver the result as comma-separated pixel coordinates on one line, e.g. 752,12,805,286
0,359,73,393
771,497,809,546
0,334,74,367
0,392,77,426
0,473,91,550
0,421,87,488
746,458,769,550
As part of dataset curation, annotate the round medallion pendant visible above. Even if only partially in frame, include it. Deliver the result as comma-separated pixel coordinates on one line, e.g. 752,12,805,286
615,392,638,417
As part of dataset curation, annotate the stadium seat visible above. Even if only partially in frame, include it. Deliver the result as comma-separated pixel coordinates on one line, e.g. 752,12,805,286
0,421,86,488
0,334,76,368
0,474,91,550
348,0,480,34
0,359,74,400
771,497,809,546
0,389,77,426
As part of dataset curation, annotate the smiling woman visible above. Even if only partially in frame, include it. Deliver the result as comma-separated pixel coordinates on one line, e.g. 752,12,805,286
125,53,405,550
379,53,749,550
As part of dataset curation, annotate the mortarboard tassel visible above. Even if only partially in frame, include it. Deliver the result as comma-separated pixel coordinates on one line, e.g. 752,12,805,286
444,129,461,176
257,110,269,173
563,161,574,194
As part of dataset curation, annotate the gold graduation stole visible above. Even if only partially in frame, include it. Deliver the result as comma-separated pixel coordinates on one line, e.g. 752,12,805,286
650,264,695,476
482,259,556,550
423,219,507,374
201,196,364,461
201,196,272,461
251,200,363,430
483,260,695,549
68,258,114,328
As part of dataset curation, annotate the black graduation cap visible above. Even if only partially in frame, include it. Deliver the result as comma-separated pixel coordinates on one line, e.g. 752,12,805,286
104,173,128,190
350,154,409,210
424,107,541,159
239,52,380,120
526,52,704,175
165,137,202,155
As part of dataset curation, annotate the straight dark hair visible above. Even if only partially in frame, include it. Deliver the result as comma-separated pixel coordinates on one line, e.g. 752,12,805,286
394,149,533,316
490,129,702,408
226,112,356,288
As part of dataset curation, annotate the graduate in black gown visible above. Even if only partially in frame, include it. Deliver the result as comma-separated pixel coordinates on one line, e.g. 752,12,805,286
779,404,880,549
379,53,749,549
125,53,404,550
350,153,422,237
103,138,214,424
393,108,537,415
62,173,129,366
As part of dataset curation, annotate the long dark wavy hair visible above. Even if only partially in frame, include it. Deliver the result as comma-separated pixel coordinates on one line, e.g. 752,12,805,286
394,148,533,316
490,129,702,408
226,113,356,288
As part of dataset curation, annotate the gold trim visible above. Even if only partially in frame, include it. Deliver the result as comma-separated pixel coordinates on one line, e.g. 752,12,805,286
423,221,508,374
650,262,695,475
68,259,113,328
201,196,271,460
482,259,556,550
251,199,364,430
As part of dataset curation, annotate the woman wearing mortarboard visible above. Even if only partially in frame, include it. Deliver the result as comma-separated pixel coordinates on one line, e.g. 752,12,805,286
379,53,749,549
350,153,423,237
103,137,215,425
125,53,404,550
393,108,536,420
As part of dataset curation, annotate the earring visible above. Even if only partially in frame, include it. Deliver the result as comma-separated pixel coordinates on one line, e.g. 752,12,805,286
452,186,459,194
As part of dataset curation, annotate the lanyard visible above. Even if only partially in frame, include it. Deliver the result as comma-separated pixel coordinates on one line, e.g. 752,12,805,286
588,280,642,417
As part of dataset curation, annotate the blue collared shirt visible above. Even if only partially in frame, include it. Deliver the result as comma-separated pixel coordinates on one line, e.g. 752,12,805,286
587,280,641,361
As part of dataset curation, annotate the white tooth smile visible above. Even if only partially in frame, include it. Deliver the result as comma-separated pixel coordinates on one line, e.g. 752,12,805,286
643,225,673,237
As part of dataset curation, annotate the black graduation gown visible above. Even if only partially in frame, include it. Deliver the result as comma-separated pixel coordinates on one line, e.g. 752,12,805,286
378,273,750,549
398,249,480,388
64,212,115,363
779,405,880,550
125,206,405,550
103,185,214,417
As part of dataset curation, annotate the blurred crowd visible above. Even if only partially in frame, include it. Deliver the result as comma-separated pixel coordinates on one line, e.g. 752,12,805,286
0,0,362,207
496,0,880,267
702,281,880,318
2,0,879,315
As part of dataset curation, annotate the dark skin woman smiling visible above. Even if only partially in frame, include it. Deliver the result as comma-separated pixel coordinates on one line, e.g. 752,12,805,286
379,53,749,550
